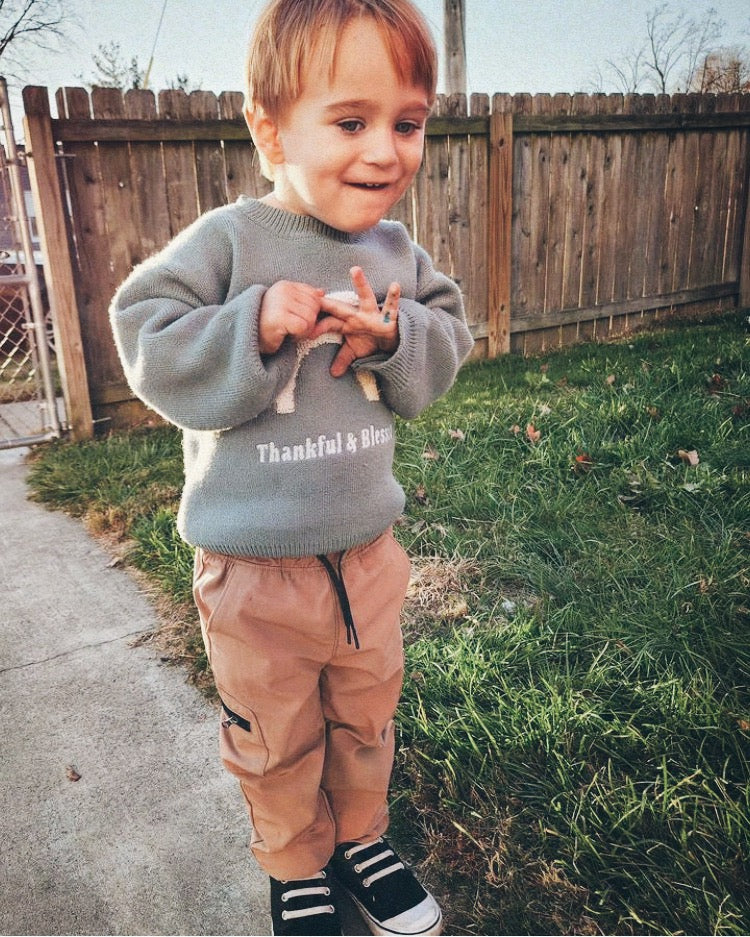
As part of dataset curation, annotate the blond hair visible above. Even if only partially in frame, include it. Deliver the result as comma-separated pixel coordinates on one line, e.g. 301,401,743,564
246,0,437,119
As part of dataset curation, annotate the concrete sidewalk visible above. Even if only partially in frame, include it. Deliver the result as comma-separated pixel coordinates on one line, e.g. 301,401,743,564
0,447,268,935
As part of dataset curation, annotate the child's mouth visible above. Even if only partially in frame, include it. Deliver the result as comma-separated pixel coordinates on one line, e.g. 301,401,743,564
349,182,389,190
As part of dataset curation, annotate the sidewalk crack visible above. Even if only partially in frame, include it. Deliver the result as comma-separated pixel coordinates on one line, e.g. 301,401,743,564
0,628,155,675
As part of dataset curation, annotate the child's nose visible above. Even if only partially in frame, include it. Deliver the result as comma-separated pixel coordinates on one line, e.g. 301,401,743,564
362,129,399,167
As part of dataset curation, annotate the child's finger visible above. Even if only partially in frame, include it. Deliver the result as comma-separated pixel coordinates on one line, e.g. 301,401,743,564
329,341,357,377
309,314,343,339
349,266,378,314
380,281,401,324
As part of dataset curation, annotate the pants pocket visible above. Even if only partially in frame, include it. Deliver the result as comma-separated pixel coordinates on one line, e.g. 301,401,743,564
218,691,270,778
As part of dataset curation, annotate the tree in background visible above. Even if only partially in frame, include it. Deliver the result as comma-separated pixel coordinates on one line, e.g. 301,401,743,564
595,2,749,94
84,41,146,90
0,0,71,78
80,41,198,94
688,49,750,93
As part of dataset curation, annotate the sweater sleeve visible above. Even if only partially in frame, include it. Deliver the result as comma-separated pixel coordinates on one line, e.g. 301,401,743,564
354,241,474,419
109,210,294,431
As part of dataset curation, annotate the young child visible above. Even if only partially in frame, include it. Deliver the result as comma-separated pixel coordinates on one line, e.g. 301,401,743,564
110,0,473,933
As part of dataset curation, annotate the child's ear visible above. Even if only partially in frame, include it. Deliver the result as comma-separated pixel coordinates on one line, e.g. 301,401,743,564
245,104,285,168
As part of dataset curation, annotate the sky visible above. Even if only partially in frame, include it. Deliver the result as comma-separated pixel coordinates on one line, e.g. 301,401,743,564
5,0,750,130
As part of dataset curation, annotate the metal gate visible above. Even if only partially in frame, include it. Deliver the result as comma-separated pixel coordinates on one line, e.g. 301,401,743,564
0,77,62,450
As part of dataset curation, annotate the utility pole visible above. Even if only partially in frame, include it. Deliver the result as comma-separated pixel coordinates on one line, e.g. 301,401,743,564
444,0,467,96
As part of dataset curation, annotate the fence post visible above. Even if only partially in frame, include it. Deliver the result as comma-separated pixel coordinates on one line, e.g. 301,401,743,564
22,85,93,440
740,97,750,310
487,93,512,356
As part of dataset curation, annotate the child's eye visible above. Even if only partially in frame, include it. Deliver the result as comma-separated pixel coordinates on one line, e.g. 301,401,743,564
338,119,364,134
395,121,422,136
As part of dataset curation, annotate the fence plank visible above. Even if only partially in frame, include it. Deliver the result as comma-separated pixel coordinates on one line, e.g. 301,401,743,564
87,87,148,404
733,99,750,287
190,91,228,213
487,94,512,356
467,93,490,339
418,95,451,275
446,93,469,297
158,89,200,236
674,95,702,296
561,93,592,346
22,86,93,440
124,89,171,259
594,93,624,337
642,95,672,302
510,94,531,324
56,87,121,414
518,94,551,355
577,94,607,344
91,88,142,275
739,96,750,307
546,93,572,332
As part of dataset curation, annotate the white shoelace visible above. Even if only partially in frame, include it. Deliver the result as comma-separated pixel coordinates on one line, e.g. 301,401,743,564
280,871,334,921
345,839,405,887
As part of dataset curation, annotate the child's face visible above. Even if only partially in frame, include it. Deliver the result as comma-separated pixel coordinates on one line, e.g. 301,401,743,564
265,17,431,233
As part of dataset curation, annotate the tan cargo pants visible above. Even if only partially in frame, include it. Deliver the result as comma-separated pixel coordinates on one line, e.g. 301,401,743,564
192,529,411,881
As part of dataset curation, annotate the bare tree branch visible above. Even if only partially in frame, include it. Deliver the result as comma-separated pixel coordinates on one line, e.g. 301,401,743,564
0,0,72,75
598,2,728,95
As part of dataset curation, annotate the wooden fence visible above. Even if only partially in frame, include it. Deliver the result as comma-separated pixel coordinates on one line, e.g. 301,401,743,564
22,85,750,439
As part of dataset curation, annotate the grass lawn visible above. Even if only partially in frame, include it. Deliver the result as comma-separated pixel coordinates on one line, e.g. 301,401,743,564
26,313,750,935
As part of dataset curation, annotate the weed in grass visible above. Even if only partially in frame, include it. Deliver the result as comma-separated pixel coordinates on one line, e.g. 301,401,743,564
25,313,750,936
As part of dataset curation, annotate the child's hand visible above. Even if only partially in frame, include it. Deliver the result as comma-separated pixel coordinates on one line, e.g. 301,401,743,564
258,280,326,354
314,267,400,377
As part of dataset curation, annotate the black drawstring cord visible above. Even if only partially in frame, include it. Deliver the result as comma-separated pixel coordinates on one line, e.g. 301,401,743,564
317,553,360,649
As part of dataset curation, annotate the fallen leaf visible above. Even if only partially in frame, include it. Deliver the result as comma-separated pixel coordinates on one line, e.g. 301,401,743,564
573,452,594,473
605,374,616,386
66,765,81,782
738,719,750,732
510,424,521,435
422,446,439,461
526,423,541,445
677,448,700,466
448,428,466,441
537,404,552,416
414,484,429,505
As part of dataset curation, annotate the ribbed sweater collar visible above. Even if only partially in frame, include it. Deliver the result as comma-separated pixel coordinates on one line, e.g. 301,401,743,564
237,195,368,243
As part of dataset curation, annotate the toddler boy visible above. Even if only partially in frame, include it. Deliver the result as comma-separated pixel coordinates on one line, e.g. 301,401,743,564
110,0,473,933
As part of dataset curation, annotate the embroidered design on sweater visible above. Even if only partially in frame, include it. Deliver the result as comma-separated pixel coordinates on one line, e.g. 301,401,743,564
275,290,380,414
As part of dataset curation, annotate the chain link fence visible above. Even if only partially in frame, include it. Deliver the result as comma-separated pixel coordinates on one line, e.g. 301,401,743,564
0,78,62,449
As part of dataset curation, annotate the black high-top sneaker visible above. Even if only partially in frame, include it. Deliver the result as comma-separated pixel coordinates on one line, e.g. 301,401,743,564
269,868,342,936
331,838,442,936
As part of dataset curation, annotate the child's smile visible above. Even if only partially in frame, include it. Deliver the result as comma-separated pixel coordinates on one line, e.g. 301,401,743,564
260,16,431,233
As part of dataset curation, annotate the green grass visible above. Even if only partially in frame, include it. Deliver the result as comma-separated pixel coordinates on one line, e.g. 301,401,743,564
26,313,750,935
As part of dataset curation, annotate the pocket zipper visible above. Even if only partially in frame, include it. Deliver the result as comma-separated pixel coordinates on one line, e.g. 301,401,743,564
220,699,252,733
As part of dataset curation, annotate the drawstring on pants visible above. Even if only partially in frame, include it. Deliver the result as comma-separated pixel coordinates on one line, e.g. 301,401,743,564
317,553,361,649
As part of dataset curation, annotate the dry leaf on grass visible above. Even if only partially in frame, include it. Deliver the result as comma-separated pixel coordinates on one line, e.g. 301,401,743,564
526,423,541,444
677,448,700,466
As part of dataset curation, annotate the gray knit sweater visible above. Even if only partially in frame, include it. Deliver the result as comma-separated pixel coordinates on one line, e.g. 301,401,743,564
110,197,473,557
